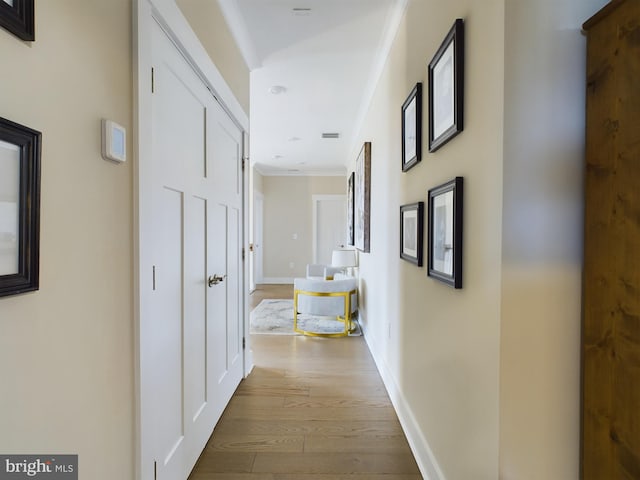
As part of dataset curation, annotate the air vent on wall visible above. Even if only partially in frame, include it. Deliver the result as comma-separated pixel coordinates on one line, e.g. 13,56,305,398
321,133,340,139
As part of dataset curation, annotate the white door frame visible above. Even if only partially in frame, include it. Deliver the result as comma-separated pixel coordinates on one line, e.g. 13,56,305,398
252,191,264,286
134,1,250,479
312,194,346,264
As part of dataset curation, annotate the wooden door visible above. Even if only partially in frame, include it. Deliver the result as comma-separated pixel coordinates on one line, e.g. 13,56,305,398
582,1,640,478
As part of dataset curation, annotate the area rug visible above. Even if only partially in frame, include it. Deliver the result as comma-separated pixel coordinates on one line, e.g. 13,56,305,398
250,299,361,336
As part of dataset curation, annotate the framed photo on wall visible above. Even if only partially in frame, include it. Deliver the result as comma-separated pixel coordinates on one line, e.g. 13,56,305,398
402,83,422,172
400,202,424,266
0,0,35,41
0,117,41,297
428,18,464,152
354,142,371,253
427,177,463,288
347,172,355,246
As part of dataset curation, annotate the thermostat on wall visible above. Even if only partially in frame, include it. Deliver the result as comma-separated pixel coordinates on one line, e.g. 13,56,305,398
102,119,126,163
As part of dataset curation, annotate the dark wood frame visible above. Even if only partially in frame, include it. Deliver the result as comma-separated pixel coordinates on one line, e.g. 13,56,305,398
400,202,424,266
402,83,422,172
0,0,35,41
428,18,464,152
347,172,355,246
354,142,371,253
427,177,463,288
0,117,41,297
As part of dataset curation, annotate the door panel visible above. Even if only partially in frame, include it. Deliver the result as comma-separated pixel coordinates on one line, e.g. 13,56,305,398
184,195,207,423
156,187,185,472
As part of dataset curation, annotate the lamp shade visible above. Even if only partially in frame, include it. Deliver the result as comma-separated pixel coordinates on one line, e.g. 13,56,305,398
331,249,357,268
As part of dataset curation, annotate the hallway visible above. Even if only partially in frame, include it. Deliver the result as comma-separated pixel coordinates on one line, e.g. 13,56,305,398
188,285,422,479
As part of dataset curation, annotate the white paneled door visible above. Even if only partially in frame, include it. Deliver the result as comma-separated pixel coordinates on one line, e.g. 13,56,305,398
144,21,244,480
313,195,347,265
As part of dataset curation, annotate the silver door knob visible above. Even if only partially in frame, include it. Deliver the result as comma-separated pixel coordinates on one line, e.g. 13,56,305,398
208,274,226,287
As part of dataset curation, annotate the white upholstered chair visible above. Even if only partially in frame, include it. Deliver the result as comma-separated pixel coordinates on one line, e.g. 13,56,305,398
293,276,358,337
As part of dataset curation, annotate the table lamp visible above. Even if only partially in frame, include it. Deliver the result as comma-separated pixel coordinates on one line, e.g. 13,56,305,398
331,249,357,276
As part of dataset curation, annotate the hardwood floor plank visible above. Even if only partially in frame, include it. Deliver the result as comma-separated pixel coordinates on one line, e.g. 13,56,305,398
190,474,274,480
304,434,416,453
252,452,420,475
273,475,422,480
283,396,391,408
222,405,399,422
213,419,406,437
191,452,256,473
208,434,305,453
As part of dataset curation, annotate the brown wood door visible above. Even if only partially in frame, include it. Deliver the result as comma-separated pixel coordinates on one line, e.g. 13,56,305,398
582,1,640,478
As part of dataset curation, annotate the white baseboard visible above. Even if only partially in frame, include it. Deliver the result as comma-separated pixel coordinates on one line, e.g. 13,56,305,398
258,277,294,285
361,320,446,480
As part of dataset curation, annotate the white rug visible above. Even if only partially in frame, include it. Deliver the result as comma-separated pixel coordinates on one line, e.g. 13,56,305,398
250,299,361,336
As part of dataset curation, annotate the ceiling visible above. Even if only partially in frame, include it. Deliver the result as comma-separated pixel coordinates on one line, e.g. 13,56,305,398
219,0,407,176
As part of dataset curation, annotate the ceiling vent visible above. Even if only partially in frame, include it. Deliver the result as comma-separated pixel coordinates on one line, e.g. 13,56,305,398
292,7,312,16
321,133,340,139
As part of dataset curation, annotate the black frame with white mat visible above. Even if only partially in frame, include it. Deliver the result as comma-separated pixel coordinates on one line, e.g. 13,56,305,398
428,18,464,152
427,177,463,288
400,202,424,266
0,116,41,297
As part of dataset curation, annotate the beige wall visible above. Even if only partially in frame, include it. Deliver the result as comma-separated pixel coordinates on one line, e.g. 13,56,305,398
176,0,250,113
253,168,264,194
351,2,504,478
262,176,345,280
350,0,607,478
499,0,608,478
0,1,134,479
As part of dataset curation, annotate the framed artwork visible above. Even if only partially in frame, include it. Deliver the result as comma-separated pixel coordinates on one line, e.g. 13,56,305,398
0,117,41,297
400,202,424,266
0,0,35,41
354,142,371,253
427,177,463,288
428,18,464,152
402,83,422,172
347,172,355,246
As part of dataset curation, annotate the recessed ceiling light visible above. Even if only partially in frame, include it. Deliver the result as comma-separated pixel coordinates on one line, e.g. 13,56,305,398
288,136,301,142
272,154,283,159
268,85,287,95
321,132,340,139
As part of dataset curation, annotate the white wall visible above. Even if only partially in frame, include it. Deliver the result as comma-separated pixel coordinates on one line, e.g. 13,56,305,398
499,0,608,478
350,0,608,478
262,176,345,281
0,1,134,478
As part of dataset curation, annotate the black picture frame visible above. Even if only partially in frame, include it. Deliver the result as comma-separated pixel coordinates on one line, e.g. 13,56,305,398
400,202,424,266
428,18,464,152
427,177,463,288
354,142,371,253
0,0,35,41
402,83,422,172
0,117,41,297
347,172,355,246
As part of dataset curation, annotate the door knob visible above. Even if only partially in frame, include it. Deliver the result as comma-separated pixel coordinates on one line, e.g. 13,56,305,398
208,274,226,287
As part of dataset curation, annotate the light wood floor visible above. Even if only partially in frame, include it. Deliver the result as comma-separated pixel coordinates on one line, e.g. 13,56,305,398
188,284,422,479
